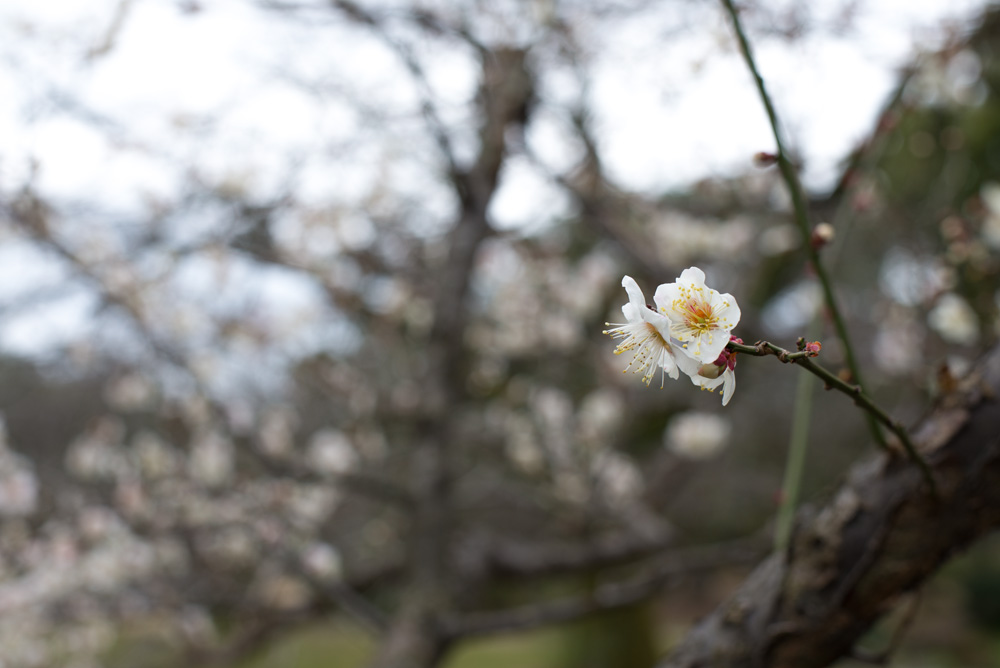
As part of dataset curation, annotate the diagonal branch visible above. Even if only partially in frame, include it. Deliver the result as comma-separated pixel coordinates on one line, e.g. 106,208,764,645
728,339,936,493
443,538,766,639
660,344,1000,668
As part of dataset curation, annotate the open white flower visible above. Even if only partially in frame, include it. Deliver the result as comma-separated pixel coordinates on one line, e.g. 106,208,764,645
654,267,740,363
603,276,680,386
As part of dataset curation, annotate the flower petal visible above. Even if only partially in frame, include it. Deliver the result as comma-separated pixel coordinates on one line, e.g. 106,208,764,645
673,346,700,376
653,282,681,318
622,302,642,322
691,332,729,365
721,370,736,406
621,275,646,313
710,292,742,330
678,266,706,287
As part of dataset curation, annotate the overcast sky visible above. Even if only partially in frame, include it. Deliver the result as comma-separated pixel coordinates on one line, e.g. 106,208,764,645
0,0,992,362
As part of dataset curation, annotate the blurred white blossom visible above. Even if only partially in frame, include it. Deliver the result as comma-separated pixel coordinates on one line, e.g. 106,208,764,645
131,430,181,479
286,484,339,528
188,430,235,488
665,412,731,460
306,429,357,475
65,418,129,481
0,467,37,517
982,181,1000,249
103,373,156,412
928,292,979,345
591,450,643,506
258,407,297,458
0,421,38,518
874,308,924,374
503,413,544,475
577,388,625,448
301,542,343,581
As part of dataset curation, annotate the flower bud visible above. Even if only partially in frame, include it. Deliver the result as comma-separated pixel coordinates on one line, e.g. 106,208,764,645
753,151,778,167
811,223,835,249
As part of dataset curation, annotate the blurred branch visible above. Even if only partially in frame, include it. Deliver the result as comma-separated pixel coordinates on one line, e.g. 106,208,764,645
457,526,676,580
5,189,195,374
245,442,414,508
86,0,134,60
660,345,1000,667
443,538,765,639
181,542,400,666
325,0,466,184
525,110,668,279
729,339,936,493
720,0,887,449
185,614,305,668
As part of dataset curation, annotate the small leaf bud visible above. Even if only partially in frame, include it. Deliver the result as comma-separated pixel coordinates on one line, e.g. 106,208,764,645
811,222,835,249
753,151,778,167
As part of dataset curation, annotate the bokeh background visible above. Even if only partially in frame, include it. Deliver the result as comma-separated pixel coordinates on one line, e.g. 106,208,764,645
2,0,1000,666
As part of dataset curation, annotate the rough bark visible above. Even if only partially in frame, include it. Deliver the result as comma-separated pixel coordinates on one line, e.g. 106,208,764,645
661,346,1000,667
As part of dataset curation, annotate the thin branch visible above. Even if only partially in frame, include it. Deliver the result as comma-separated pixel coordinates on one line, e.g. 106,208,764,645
719,0,886,449
442,538,765,639
247,442,414,508
728,339,937,495
459,526,675,580
326,0,465,185
522,111,668,280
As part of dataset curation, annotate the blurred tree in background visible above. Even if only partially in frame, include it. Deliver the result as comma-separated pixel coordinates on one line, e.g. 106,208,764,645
1,1,1000,667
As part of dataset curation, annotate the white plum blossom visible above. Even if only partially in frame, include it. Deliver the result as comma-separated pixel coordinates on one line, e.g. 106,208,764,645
603,276,680,386
603,269,744,405
654,267,740,363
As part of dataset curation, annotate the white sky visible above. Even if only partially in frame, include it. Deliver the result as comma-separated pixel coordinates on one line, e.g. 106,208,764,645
0,0,992,362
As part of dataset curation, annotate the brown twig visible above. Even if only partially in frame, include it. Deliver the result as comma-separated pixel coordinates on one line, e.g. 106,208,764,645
728,339,937,495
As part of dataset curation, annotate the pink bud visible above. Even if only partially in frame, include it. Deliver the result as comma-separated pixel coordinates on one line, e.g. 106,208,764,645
753,152,778,167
